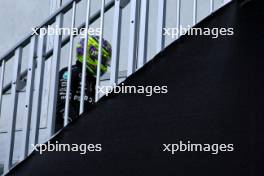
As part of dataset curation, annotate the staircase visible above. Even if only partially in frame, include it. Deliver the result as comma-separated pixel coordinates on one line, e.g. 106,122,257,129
0,0,232,175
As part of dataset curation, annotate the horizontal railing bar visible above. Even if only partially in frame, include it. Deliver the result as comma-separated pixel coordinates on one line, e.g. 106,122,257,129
2,0,115,94
0,126,48,134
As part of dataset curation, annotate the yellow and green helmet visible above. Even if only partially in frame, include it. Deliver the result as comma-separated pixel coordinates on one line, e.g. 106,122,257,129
76,36,112,77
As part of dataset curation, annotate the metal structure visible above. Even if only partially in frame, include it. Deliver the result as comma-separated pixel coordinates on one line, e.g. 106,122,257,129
0,0,232,174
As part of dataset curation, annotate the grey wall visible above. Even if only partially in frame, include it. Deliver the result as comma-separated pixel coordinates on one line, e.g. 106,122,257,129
0,0,50,56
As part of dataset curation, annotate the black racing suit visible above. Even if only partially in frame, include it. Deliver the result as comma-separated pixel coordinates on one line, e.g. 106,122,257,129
56,62,96,131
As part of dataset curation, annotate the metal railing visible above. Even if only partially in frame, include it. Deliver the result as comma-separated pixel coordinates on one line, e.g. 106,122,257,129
0,0,232,174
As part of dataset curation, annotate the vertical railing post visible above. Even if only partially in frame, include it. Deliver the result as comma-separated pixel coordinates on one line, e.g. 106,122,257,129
127,0,138,76
4,47,22,174
137,0,149,70
210,0,214,13
193,0,197,25
31,34,47,145
176,0,181,39
21,35,38,159
95,0,106,102
80,0,91,114
110,0,122,85
0,60,5,117
47,13,63,137
41,0,63,136
156,0,166,53
64,1,76,127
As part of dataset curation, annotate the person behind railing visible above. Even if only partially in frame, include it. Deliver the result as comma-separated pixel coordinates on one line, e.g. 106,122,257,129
56,35,112,131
